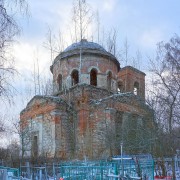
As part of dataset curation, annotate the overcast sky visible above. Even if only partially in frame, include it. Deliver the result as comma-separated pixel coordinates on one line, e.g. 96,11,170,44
10,0,180,117
1,0,180,145
15,0,180,72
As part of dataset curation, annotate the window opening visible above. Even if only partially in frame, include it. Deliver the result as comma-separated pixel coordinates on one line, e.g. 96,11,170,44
90,69,97,86
117,81,123,93
107,71,112,90
71,70,79,86
32,135,38,157
134,82,139,95
57,74,62,91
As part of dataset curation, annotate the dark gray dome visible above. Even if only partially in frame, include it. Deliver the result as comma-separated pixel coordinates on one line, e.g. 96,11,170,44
52,39,120,71
64,39,107,53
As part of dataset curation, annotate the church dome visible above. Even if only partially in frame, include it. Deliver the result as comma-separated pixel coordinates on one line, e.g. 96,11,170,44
54,39,118,64
51,39,121,94
64,39,107,53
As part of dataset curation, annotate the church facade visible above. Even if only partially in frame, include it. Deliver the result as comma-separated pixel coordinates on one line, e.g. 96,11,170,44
20,39,154,160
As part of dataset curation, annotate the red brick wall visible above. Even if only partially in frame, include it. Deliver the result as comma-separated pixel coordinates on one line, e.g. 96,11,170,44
118,67,145,100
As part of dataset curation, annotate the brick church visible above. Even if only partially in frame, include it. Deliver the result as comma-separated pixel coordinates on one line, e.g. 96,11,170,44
20,39,154,160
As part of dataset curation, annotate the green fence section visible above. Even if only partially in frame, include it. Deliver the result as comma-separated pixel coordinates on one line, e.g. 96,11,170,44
0,166,20,179
0,155,154,179
138,159,154,179
59,165,111,179
55,157,154,180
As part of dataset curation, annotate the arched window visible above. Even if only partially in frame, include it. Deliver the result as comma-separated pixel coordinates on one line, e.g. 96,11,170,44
57,74,62,91
134,82,139,95
90,69,97,86
117,81,123,93
71,70,79,86
107,71,112,90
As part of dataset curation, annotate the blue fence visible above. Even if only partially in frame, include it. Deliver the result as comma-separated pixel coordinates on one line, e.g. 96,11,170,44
0,166,19,180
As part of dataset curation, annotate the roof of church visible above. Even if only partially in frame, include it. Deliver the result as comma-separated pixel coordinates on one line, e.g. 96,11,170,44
53,39,120,68
64,39,107,53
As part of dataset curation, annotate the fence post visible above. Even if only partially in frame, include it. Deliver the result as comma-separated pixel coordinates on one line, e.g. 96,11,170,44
152,159,154,180
26,162,31,179
53,163,56,180
45,163,48,180
39,168,42,180
100,166,103,180
115,163,118,180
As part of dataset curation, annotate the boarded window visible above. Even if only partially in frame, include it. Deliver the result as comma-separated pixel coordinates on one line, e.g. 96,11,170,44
90,69,97,86
32,135,38,157
71,70,79,86
134,82,139,95
57,74,62,91
107,71,112,90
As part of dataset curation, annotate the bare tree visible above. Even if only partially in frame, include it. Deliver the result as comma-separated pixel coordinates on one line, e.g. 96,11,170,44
0,115,6,137
120,114,155,155
133,50,142,70
43,27,66,62
122,38,130,66
71,0,93,41
0,0,28,101
147,34,180,180
13,119,32,159
106,28,120,58
40,77,53,95
149,35,180,133
95,10,100,43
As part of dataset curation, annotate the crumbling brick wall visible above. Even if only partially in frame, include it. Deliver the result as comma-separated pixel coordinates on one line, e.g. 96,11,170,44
52,53,119,95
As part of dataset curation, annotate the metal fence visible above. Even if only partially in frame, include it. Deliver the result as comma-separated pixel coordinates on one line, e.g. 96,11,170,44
2,155,180,180
0,166,19,180
18,158,154,179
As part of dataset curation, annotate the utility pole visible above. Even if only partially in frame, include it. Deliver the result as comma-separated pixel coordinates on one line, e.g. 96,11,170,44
79,43,82,83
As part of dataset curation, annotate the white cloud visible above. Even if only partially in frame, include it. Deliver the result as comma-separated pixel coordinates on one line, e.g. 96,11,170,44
13,43,36,71
13,42,51,73
103,0,117,12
